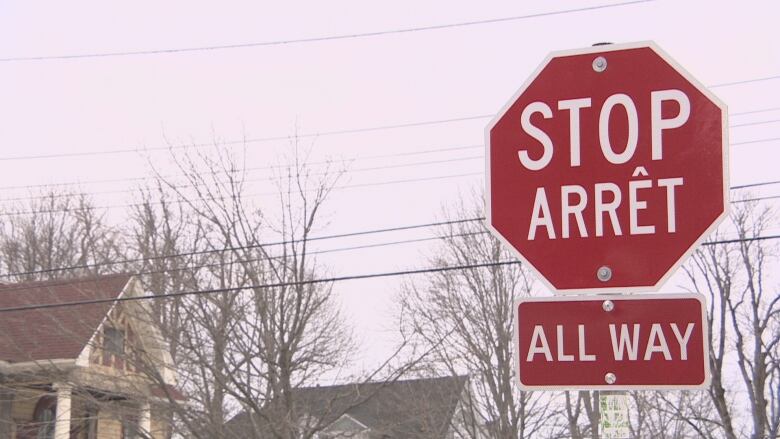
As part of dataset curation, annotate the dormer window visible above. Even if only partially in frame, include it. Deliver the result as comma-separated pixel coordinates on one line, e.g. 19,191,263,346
104,327,125,356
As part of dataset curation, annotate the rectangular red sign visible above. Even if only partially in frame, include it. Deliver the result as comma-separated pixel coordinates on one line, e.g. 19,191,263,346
515,294,709,390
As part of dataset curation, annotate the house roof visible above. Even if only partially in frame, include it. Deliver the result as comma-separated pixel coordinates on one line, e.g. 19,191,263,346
227,375,469,438
0,273,132,363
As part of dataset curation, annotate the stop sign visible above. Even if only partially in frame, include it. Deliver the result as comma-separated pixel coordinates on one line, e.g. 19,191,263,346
486,42,728,293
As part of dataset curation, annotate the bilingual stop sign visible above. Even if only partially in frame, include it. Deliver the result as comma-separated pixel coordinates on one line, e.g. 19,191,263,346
486,42,728,293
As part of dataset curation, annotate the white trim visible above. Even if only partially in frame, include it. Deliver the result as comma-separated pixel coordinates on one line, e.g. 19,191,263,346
0,358,76,374
75,276,135,366
485,41,729,294
53,383,72,439
512,292,711,391
74,276,179,385
139,401,152,435
327,413,369,431
124,281,179,385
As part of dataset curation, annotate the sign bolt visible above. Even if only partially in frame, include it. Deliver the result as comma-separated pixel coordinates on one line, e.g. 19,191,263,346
602,300,614,312
597,266,612,282
605,372,617,384
592,56,607,72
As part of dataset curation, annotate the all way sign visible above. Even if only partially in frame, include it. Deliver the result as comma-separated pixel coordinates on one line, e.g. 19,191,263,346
514,294,709,390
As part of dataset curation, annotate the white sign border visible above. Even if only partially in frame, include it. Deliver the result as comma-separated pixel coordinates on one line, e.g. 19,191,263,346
512,292,712,391
484,41,730,294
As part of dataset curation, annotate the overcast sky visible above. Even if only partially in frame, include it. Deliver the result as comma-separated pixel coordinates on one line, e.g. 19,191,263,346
2,0,779,372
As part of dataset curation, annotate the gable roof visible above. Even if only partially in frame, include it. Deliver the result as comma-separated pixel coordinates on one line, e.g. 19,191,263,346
227,375,469,439
0,273,132,363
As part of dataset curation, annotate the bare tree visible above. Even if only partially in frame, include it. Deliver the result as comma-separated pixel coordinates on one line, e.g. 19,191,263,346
0,147,425,439
223,144,357,439
0,190,122,281
399,193,556,438
130,183,208,363
558,391,599,439
655,198,780,439
127,142,360,439
628,390,721,439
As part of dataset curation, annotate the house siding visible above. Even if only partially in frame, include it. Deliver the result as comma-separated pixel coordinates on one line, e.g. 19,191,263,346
10,388,41,422
96,414,122,439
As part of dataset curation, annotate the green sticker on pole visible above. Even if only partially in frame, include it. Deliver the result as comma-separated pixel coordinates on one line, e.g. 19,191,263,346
600,393,629,439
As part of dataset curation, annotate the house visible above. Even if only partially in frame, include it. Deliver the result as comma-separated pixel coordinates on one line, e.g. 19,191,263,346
226,375,484,439
0,274,183,439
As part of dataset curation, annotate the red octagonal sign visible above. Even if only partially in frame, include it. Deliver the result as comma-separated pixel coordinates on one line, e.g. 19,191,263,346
486,42,728,293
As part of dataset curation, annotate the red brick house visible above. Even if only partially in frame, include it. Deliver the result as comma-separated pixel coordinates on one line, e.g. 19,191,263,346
0,274,182,439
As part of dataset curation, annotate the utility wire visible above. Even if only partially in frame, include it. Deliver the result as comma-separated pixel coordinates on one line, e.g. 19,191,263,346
0,199,778,283
2,161,780,218
736,195,780,204
730,106,780,116
3,231,485,285
731,180,780,190
0,170,484,217
704,234,780,246
733,136,780,146
0,217,484,279
0,106,774,194
0,92,776,163
3,115,780,203
0,1,652,63
730,119,780,128
709,75,780,89
1,231,778,313
0,154,484,203
0,143,483,192
0,261,524,312
0,124,778,205
5,227,769,284
0,117,489,162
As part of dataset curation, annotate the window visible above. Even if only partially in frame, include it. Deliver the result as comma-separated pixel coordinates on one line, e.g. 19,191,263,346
122,417,139,439
85,405,98,439
104,327,125,356
33,396,56,439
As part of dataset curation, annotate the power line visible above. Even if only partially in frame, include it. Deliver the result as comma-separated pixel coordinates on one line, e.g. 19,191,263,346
2,161,780,218
1,231,778,313
0,142,483,192
0,93,776,164
730,118,780,129
1,193,778,283
0,119,771,197
0,260,523,312
733,136,780,147
1,120,778,202
0,117,489,162
731,180,780,190
704,234,780,246
730,107,780,117
709,75,780,89
0,154,484,203
0,217,484,279
2,232,485,286
0,170,484,217
10,225,770,285
735,195,780,204
0,1,652,63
